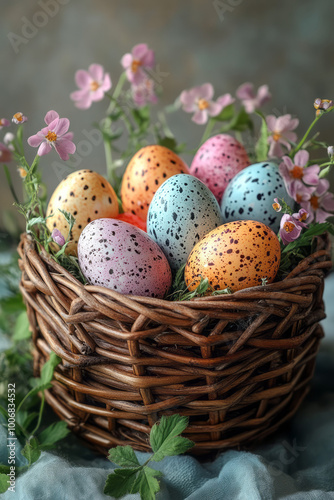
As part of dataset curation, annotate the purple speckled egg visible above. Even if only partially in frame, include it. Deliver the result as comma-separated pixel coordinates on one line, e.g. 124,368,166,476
78,218,172,298
190,134,251,203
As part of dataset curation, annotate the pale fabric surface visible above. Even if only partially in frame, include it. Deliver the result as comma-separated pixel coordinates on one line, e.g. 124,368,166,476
0,273,333,499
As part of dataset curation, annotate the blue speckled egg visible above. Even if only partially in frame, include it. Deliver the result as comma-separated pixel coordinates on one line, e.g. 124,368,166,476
147,174,223,271
221,162,294,232
78,218,172,298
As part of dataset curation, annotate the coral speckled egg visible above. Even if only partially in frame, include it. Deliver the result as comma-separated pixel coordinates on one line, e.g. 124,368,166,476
221,162,294,233
121,145,189,221
115,212,147,232
78,218,172,298
46,170,119,256
147,174,223,272
190,134,250,203
185,220,281,292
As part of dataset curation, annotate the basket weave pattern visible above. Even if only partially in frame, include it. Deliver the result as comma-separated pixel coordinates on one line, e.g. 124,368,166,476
18,233,332,455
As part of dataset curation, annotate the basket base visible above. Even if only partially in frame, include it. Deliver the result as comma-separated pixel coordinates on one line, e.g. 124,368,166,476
34,327,322,457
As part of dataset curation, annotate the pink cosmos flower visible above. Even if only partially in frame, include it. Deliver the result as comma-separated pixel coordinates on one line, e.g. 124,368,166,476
0,118,10,130
289,180,315,204
280,214,303,245
0,142,13,163
70,64,112,109
272,198,282,212
52,228,65,247
121,43,155,85
300,179,334,223
12,112,27,125
236,83,271,113
292,208,309,227
132,78,158,108
27,110,76,161
279,150,319,198
266,114,299,158
180,83,235,125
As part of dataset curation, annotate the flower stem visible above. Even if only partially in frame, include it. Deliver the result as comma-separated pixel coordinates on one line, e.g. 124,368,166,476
106,72,127,115
199,118,216,145
3,165,20,204
292,114,321,155
292,107,334,156
104,138,116,185
30,392,45,436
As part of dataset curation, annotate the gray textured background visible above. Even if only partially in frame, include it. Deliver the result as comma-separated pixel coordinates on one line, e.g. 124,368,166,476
1,0,334,232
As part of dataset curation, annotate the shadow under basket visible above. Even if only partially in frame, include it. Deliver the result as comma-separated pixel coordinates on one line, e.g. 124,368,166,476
18,233,332,457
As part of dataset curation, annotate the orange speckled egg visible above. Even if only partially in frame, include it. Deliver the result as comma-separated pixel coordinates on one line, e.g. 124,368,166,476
46,169,119,256
120,145,189,221
185,220,281,293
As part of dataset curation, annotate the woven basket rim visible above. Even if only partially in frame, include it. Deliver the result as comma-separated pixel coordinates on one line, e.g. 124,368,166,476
18,232,333,305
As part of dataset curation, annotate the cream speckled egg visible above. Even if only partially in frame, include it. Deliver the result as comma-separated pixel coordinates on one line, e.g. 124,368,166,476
46,170,119,255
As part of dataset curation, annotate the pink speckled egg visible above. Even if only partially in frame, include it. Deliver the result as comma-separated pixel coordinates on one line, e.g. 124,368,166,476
78,218,172,298
190,134,251,203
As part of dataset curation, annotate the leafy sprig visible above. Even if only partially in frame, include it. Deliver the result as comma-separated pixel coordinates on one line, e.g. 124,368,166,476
105,414,194,500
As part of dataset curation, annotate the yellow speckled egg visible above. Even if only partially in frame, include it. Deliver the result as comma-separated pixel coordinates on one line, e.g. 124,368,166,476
185,220,281,293
121,145,189,221
46,169,119,255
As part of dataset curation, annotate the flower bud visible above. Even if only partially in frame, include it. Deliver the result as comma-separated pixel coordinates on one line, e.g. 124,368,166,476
328,146,334,160
52,228,65,247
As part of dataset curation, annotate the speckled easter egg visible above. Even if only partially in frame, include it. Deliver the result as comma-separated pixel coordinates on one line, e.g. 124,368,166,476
77,218,172,298
46,170,119,256
190,134,250,203
185,220,281,292
221,162,294,233
120,145,189,221
147,174,223,272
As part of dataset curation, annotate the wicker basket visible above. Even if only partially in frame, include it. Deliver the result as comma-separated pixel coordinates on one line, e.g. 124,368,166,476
18,232,332,456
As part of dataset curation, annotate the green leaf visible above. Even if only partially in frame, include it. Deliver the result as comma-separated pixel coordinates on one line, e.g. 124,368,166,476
255,114,269,162
157,136,178,152
108,445,140,467
150,414,194,462
132,106,150,127
26,216,50,231
38,421,70,449
58,209,75,228
16,410,38,431
104,468,139,498
13,311,31,342
40,351,61,386
28,351,61,395
131,467,162,500
0,474,9,494
21,437,41,465
0,294,25,315
230,107,254,132
213,103,235,122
